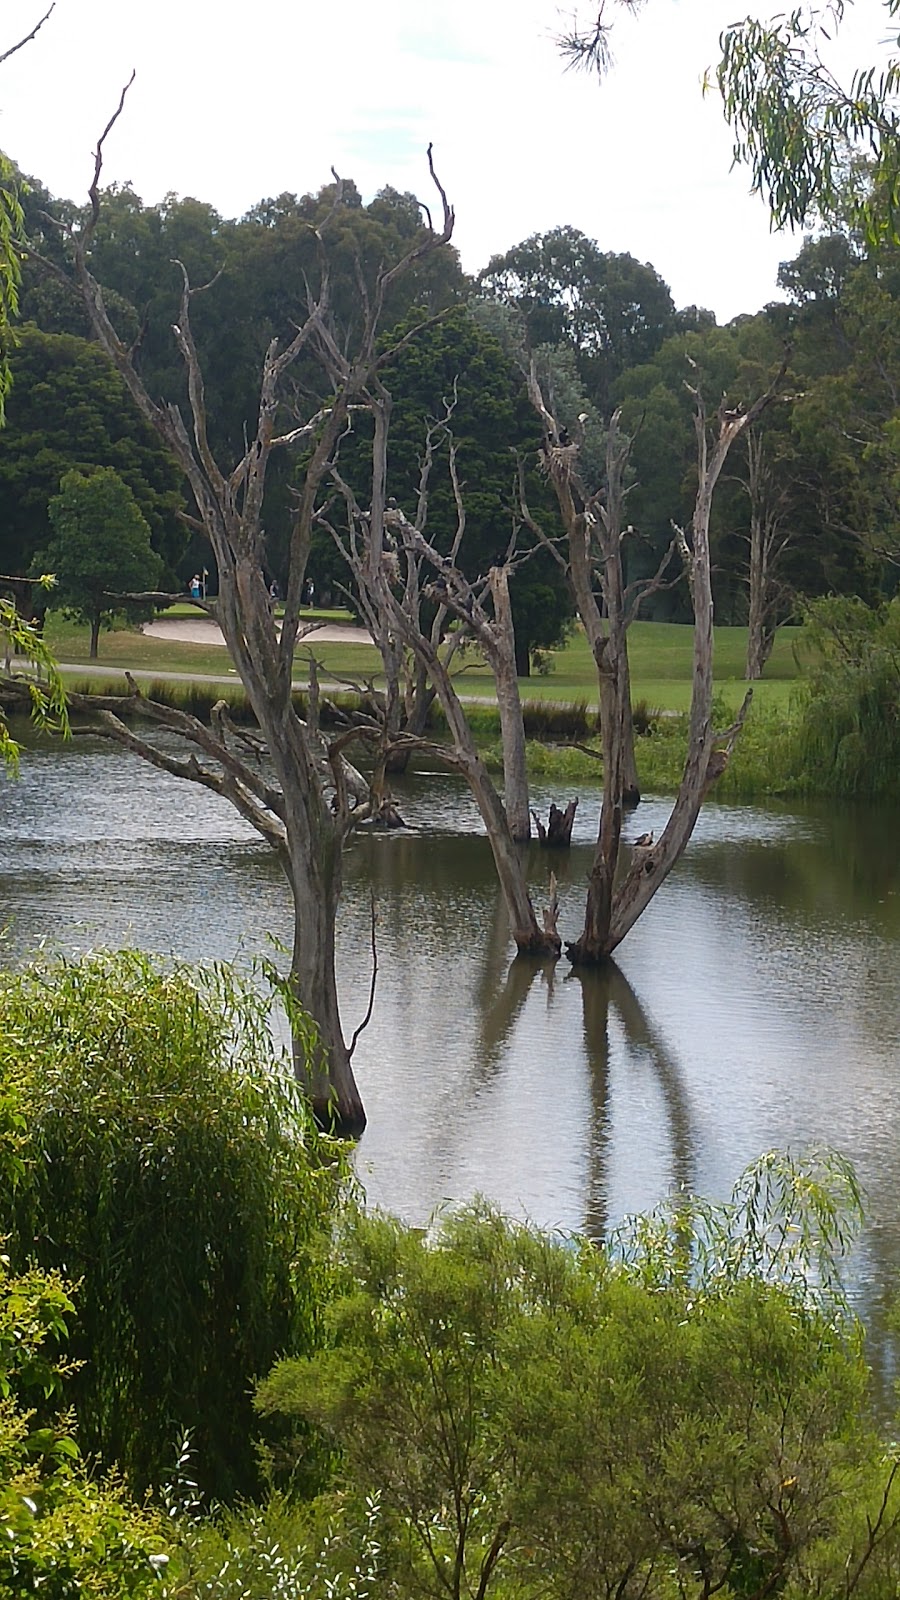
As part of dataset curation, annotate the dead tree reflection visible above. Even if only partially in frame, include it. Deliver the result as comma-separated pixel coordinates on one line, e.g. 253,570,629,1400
572,963,695,1242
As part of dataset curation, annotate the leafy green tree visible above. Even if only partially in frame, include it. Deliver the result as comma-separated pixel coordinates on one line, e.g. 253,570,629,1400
0,950,349,1500
0,8,61,419
0,578,68,775
20,176,467,580
0,323,186,583
791,593,900,797
477,225,676,411
42,466,162,657
779,232,900,587
0,153,25,427
258,1152,899,1600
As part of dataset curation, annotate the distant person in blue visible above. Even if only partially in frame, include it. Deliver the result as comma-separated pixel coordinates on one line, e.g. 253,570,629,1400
190,574,201,601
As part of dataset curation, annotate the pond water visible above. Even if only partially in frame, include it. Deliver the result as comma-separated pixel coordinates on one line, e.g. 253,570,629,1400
2,736,900,1379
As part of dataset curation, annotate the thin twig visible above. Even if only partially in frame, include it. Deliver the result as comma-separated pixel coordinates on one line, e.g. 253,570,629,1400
0,4,54,66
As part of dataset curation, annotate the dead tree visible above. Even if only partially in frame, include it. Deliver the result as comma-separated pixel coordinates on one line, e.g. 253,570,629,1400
531,799,578,847
522,392,648,810
526,369,786,964
327,392,534,844
25,87,455,1131
325,439,562,958
327,397,467,797
742,428,795,680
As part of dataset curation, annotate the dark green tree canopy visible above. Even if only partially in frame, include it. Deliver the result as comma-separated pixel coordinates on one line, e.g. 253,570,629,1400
477,224,676,408
0,323,185,582
18,175,469,571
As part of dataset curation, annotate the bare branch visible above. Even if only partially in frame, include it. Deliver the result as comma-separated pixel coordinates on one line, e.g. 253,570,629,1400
87,74,136,239
0,4,54,66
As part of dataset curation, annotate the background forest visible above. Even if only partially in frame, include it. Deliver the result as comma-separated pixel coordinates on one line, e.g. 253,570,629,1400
4,163,899,679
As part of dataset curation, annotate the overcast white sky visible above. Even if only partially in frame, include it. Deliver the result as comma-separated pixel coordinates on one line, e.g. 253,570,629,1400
1,0,894,322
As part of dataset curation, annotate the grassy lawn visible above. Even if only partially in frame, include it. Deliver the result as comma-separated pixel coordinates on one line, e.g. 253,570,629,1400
454,621,805,713
46,612,807,713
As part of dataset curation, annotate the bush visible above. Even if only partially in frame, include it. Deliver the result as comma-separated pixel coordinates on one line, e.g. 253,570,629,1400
256,1152,900,1600
0,950,350,1501
0,1251,169,1597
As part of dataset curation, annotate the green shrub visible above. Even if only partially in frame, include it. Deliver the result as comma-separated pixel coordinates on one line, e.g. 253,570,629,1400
0,1251,169,1597
256,1152,899,1600
0,950,350,1501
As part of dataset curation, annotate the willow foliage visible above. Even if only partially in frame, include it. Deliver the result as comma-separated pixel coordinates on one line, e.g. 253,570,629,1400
0,950,350,1501
791,595,900,797
0,152,24,427
0,584,69,776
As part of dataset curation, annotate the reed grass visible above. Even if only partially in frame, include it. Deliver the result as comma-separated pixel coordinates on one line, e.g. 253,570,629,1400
64,675,370,730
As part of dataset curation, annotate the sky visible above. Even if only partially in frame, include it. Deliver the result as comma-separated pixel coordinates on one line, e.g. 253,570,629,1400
1,0,895,323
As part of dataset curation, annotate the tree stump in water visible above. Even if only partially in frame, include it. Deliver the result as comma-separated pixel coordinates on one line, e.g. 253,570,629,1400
531,798,578,848
372,798,406,829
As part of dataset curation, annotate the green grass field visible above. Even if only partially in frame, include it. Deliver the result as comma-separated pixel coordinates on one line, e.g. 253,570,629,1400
45,612,807,714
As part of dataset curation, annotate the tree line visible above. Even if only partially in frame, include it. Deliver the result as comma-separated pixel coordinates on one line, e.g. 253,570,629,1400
5,159,900,670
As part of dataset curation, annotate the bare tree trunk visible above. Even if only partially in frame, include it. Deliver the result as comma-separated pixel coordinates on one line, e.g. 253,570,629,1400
420,639,558,955
746,536,772,680
618,646,641,806
329,407,556,949
743,429,790,680
532,799,578,847
287,837,364,1132
89,612,101,660
384,660,435,774
568,574,630,964
595,393,784,957
490,564,530,842
526,369,785,964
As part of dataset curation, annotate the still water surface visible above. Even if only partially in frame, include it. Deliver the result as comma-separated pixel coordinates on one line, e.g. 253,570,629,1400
2,737,900,1364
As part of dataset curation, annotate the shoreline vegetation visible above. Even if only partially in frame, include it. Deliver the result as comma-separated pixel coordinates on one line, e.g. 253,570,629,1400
14,609,896,802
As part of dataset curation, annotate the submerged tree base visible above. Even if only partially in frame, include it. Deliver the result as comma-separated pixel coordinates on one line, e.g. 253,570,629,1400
312,1095,367,1140
531,798,578,847
565,937,613,967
